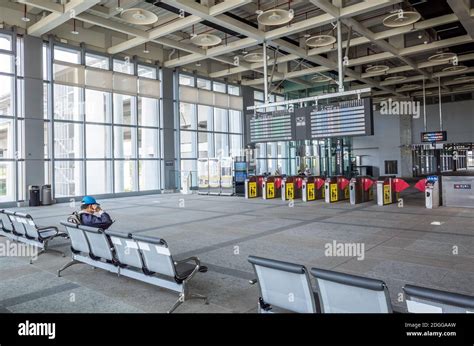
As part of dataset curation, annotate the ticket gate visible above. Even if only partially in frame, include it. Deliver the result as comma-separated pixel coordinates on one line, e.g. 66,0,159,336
325,176,350,203
414,176,441,209
262,176,283,200
245,176,264,199
376,176,398,206
302,176,326,202
281,176,303,201
349,177,375,205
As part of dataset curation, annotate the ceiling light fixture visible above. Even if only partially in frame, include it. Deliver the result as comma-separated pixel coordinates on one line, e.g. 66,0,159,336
190,34,222,47
384,75,407,82
121,8,158,25
311,75,332,83
428,52,457,62
305,35,336,48
257,9,294,26
382,10,421,28
366,65,390,74
442,65,468,73
244,52,269,63
116,0,123,12
21,4,30,22
70,19,79,35
399,84,421,91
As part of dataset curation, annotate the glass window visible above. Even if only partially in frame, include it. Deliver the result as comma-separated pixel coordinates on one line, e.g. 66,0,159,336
54,160,83,197
86,53,109,70
113,93,135,125
0,54,13,74
228,84,240,96
215,133,228,157
139,160,159,190
254,90,264,101
180,102,196,130
198,132,210,158
213,108,228,132
0,75,13,116
85,89,111,123
179,74,194,86
53,84,82,121
213,81,226,93
198,105,212,131
114,160,136,192
114,126,135,158
86,161,112,194
229,110,242,133
180,131,195,158
43,83,49,119
113,59,133,74
43,45,48,80
86,124,111,158
0,34,12,51
229,134,242,158
0,118,14,158
0,161,14,202
197,78,211,90
44,122,49,159
137,65,156,79
54,46,80,64
138,128,159,158
54,122,83,158
138,97,158,127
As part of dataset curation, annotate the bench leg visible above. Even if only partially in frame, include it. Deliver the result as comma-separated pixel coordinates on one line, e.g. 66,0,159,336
167,293,185,314
58,259,81,277
30,249,45,264
189,293,209,305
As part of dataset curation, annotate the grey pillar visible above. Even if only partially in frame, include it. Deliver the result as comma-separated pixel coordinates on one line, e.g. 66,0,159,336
23,35,44,200
161,67,176,190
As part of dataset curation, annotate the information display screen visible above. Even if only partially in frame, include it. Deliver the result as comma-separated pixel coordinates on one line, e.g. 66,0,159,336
249,110,294,143
310,98,373,138
421,131,447,143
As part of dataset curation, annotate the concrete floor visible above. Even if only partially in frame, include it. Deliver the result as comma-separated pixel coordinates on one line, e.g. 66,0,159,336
0,189,473,313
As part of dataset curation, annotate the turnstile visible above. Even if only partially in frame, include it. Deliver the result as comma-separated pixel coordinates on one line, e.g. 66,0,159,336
302,176,326,202
245,176,264,199
281,176,303,201
349,177,375,205
325,176,350,203
376,176,398,206
425,176,440,209
262,176,283,200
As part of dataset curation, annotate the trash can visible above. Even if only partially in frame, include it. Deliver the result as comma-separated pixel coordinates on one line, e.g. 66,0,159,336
41,184,53,205
29,185,40,207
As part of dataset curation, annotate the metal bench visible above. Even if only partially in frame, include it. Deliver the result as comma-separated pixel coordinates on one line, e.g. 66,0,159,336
403,284,474,313
0,210,67,263
58,222,208,313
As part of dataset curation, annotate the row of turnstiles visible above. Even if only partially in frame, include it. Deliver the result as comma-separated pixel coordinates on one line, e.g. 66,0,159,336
244,175,440,208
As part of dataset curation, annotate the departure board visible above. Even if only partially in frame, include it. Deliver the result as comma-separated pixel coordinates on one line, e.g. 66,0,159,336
310,98,373,138
249,110,294,143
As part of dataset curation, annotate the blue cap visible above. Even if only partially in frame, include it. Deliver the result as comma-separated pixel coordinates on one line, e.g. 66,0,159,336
81,196,99,205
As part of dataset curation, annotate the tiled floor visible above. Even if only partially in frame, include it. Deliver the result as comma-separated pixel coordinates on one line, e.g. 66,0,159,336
0,189,473,313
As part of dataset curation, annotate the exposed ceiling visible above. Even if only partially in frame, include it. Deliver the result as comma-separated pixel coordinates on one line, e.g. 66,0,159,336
2,0,474,99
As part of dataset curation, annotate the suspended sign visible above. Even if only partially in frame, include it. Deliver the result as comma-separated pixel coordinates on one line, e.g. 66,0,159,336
249,110,294,143
421,131,447,143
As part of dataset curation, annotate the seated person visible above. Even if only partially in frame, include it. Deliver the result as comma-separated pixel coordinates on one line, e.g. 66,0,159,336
77,196,113,230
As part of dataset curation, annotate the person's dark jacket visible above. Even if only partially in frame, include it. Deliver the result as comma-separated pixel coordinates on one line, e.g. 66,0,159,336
78,210,113,229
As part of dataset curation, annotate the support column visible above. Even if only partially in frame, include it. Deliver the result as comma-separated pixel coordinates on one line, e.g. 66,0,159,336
23,35,45,201
161,67,176,190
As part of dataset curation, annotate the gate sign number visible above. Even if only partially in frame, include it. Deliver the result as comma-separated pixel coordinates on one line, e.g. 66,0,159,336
286,183,294,200
454,184,471,190
307,183,315,201
421,131,447,143
267,182,275,199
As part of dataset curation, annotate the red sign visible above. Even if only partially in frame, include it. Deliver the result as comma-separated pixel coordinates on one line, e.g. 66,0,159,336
414,179,427,192
362,178,374,191
338,177,350,190
296,178,303,189
392,178,410,193
315,178,325,190
275,177,282,189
